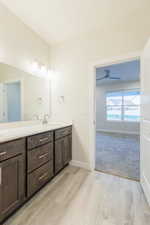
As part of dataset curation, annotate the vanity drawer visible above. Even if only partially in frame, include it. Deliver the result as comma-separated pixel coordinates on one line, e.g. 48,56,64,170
27,143,53,173
27,161,53,197
27,131,53,150
55,126,72,140
0,138,25,162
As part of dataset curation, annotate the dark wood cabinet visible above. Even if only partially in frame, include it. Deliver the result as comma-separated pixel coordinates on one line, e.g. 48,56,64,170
27,143,53,173
63,135,72,166
27,132,54,197
55,138,64,173
68,134,72,161
55,127,72,174
0,139,25,223
55,127,72,140
27,131,53,150
0,126,72,223
0,138,26,162
27,161,53,197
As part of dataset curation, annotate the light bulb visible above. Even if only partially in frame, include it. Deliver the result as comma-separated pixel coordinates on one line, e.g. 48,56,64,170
41,65,47,76
32,61,38,72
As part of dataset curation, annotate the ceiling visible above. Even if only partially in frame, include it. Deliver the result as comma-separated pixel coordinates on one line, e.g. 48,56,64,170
1,0,150,45
96,60,140,85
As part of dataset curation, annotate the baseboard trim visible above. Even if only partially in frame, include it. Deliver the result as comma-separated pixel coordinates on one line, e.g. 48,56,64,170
70,160,90,170
141,173,150,206
95,169,139,182
96,129,139,135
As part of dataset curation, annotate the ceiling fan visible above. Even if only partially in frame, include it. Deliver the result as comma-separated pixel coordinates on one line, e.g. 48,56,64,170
96,69,120,81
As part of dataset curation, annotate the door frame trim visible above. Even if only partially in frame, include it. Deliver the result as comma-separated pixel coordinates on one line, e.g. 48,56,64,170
88,51,141,172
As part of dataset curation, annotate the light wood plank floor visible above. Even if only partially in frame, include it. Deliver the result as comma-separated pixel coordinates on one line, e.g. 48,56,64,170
4,166,150,225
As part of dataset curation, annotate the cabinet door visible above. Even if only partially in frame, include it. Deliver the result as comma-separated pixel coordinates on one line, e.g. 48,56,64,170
55,139,63,174
68,134,72,162
63,135,72,166
0,155,25,222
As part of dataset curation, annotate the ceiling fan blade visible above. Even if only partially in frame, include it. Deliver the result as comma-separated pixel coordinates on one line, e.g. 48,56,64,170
109,77,120,80
96,75,107,81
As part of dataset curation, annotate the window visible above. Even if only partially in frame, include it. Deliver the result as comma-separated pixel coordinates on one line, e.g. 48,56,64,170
106,89,140,122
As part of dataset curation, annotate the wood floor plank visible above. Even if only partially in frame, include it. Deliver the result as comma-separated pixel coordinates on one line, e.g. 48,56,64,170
4,166,150,225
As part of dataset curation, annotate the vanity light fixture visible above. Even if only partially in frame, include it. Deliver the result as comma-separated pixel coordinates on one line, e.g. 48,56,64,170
32,60,39,73
32,60,52,78
40,64,47,76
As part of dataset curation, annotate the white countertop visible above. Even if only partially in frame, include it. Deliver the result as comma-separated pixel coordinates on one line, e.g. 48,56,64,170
0,122,72,143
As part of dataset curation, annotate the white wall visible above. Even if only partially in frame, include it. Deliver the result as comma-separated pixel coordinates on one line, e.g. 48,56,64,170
50,27,150,168
0,2,50,78
96,81,140,134
0,2,50,123
141,38,150,206
1,0,149,171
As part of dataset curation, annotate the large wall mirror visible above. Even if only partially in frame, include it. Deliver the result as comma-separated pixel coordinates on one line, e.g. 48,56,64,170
0,63,50,123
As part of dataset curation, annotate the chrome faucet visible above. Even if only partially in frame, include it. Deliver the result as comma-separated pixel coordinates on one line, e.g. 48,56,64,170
42,114,49,125
33,114,39,120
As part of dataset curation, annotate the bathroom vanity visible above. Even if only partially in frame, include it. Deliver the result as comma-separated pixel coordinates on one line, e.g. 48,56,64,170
0,58,72,223
0,124,72,223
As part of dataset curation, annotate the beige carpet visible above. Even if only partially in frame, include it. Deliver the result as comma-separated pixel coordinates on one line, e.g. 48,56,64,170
96,132,140,180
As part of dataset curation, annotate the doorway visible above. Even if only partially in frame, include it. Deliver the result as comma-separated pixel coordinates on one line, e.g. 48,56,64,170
95,59,140,180
0,81,21,122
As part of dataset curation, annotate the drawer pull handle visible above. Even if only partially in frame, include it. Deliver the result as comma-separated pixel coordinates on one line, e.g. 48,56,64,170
39,137,49,142
38,153,48,159
39,172,48,181
0,152,7,156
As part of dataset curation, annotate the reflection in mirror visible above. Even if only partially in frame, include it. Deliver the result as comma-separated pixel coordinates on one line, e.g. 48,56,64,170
0,63,50,123
0,81,21,122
